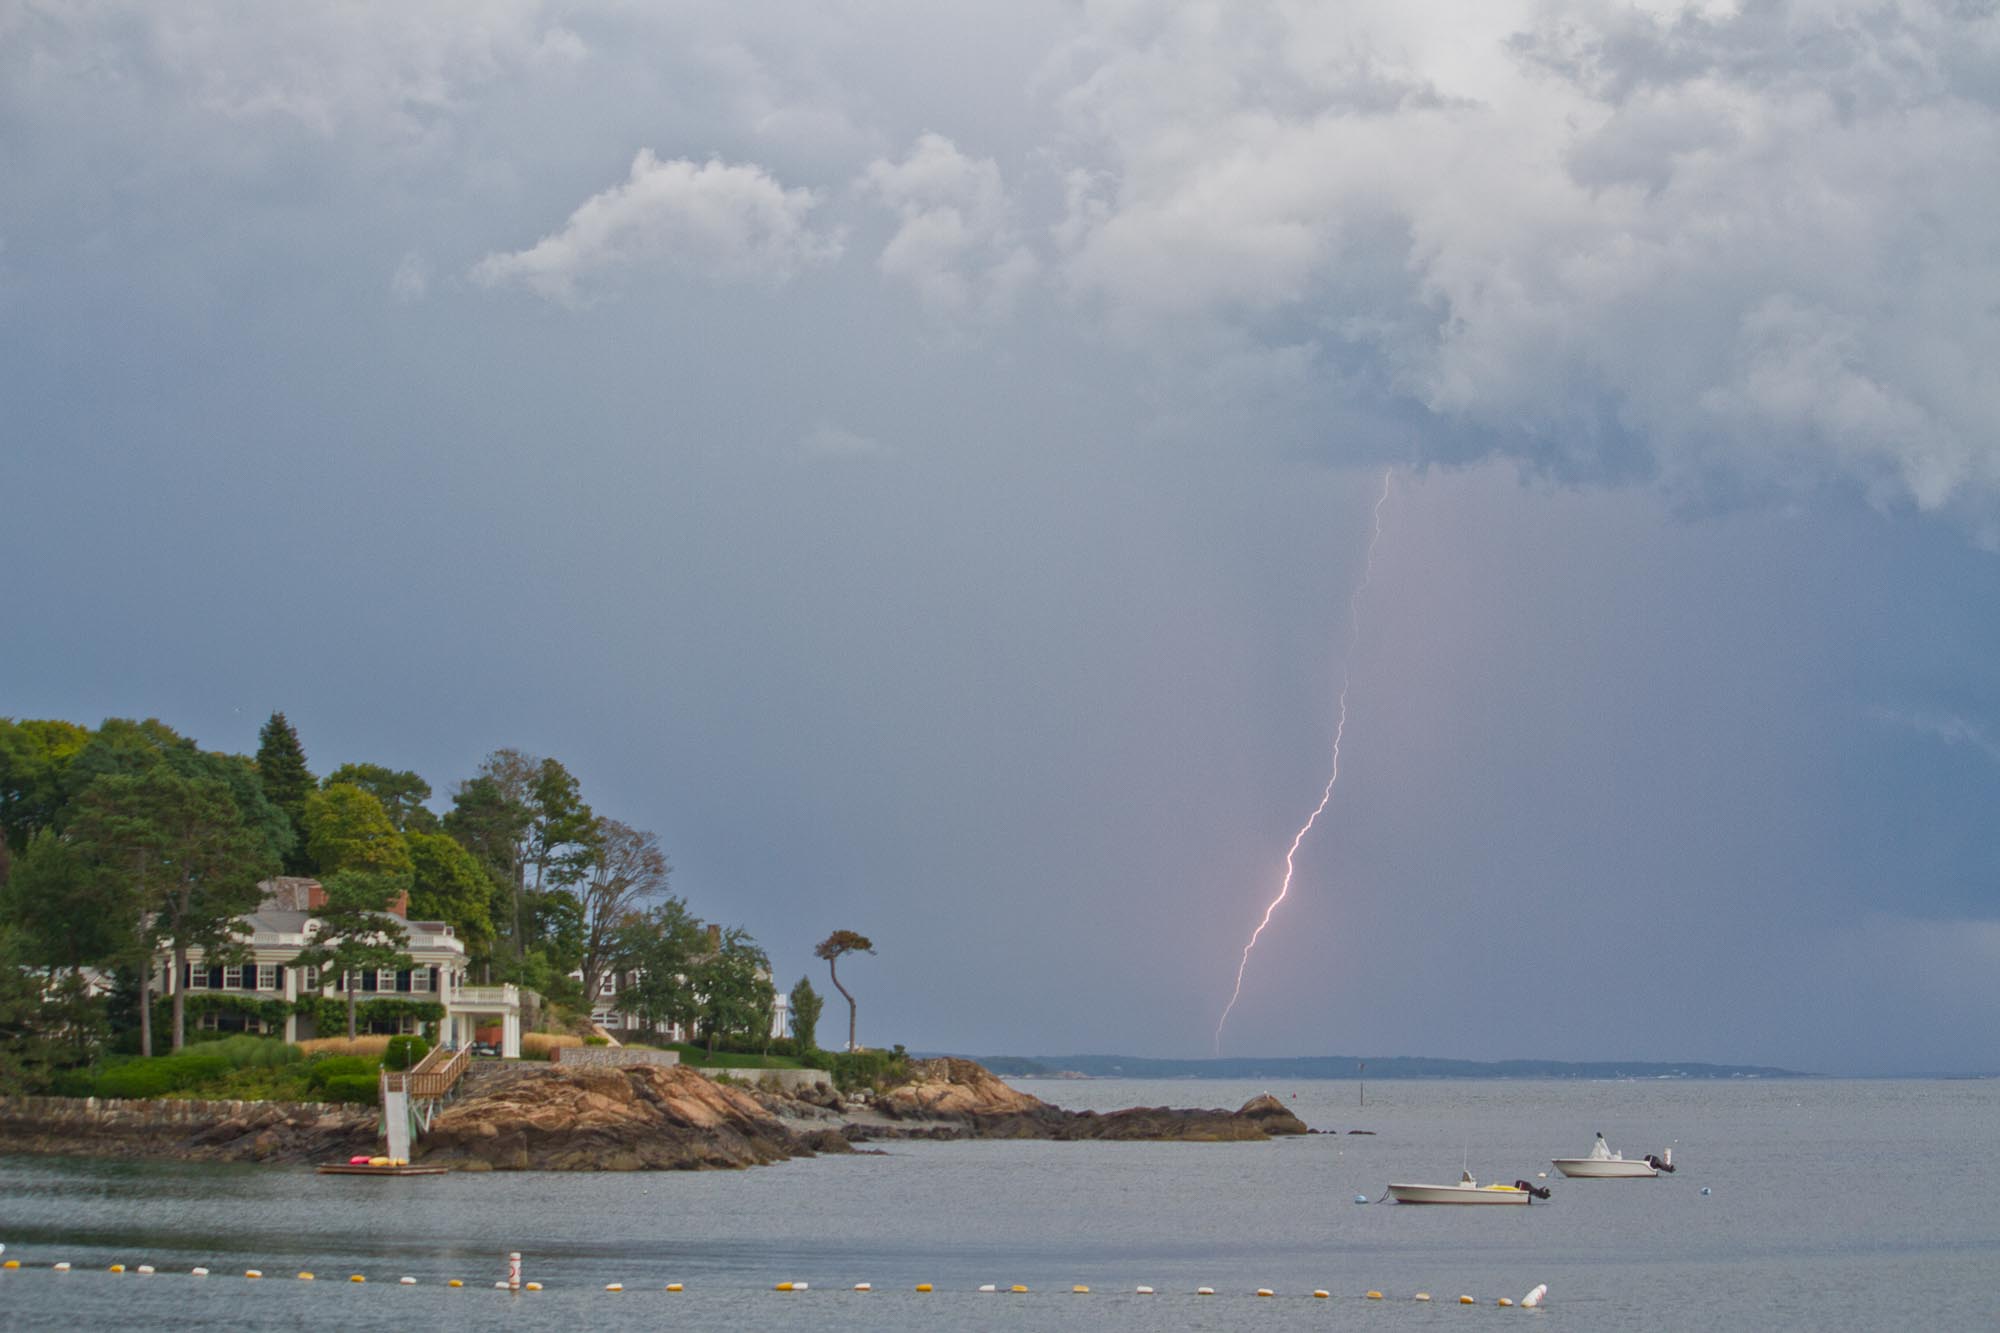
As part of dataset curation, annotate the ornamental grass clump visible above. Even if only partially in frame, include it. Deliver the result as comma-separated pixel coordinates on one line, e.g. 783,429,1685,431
296,1035,392,1058
521,1032,583,1061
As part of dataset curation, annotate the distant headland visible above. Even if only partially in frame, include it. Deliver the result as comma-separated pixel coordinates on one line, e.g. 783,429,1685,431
955,1054,1807,1080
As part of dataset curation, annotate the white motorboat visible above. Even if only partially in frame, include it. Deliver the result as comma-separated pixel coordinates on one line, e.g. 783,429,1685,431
1552,1133,1674,1179
1386,1171,1551,1205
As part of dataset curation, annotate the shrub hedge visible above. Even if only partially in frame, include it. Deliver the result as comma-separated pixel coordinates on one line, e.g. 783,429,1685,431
319,1074,381,1105
305,1056,379,1091
382,1035,431,1071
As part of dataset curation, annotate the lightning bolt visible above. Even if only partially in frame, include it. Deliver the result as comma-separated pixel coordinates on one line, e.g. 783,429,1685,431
1215,468,1394,1053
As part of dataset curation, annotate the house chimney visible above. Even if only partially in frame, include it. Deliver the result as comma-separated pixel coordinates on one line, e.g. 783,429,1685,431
258,877,328,912
387,890,408,918
706,923,722,951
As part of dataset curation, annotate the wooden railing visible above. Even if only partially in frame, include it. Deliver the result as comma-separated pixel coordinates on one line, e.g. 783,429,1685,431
380,1046,468,1101
408,1045,469,1101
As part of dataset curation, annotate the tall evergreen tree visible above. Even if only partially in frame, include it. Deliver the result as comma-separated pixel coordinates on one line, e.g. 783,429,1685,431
447,751,538,958
255,712,316,875
295,870,413,1039
66,767,277,1054
788,976,823,1052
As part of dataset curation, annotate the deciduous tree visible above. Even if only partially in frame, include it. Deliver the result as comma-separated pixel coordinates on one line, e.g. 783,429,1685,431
323,762,436,833
405,830,496,950
694,927,773,1054
576,818,669,1007
0,717,91,851
304,784,413,881
610,899,706,1039
301,784,415,1039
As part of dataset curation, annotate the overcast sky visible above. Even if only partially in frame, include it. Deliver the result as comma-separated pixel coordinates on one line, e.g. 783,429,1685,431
4,1,1996,1074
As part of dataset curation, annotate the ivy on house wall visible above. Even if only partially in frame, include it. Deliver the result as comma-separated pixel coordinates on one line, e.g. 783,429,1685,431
291,995,444,1034
152,993,448,1038
152,993,295,1032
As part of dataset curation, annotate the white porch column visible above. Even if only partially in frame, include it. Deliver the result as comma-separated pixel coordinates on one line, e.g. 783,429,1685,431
501,1010,521,1060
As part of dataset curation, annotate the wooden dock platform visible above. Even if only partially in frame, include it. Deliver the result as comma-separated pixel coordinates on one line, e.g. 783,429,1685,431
315,1163,449,1177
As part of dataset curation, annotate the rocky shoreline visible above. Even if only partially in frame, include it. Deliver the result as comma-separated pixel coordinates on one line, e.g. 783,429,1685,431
0,1057,1309,1171
0,1094,378,1164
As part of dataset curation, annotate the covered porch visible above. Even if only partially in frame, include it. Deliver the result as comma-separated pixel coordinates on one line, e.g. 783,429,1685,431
444,984,522,1059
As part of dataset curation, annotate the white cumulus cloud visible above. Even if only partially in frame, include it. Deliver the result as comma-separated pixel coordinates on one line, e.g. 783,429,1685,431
860,133,1038,319
1870,707,2000,765
389,251,431,302
799,422,888,459
472,150,842,304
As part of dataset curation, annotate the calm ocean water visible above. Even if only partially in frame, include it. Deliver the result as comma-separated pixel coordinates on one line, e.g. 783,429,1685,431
1,1077,1994,1330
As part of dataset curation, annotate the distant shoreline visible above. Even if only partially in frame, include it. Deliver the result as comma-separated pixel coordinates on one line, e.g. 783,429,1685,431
948,1053,1811,1080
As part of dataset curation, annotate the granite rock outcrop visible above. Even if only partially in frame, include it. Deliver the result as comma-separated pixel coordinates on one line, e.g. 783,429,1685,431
419,1063,839,1171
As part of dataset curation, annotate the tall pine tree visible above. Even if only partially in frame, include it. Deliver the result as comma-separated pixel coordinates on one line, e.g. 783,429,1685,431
255,712,315,875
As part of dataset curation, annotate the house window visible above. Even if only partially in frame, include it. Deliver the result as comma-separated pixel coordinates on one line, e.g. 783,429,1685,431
376,968,395,992
188,967,209,990
258,964,279,991
600,975,616,997
299,965,319,992
223,966,243,989
411,968,430,994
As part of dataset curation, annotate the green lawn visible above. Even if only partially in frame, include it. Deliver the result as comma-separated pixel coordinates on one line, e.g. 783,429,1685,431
641,1043,808,1070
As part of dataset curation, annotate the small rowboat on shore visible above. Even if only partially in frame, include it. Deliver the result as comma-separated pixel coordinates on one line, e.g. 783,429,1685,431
316,1157,448,1177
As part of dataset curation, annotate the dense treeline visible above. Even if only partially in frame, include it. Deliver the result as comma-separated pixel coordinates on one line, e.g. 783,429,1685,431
0,712,776,1092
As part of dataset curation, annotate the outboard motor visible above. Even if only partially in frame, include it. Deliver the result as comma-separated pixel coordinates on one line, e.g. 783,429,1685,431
1513,1180,1553,1200
1645,1154,1676,1173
